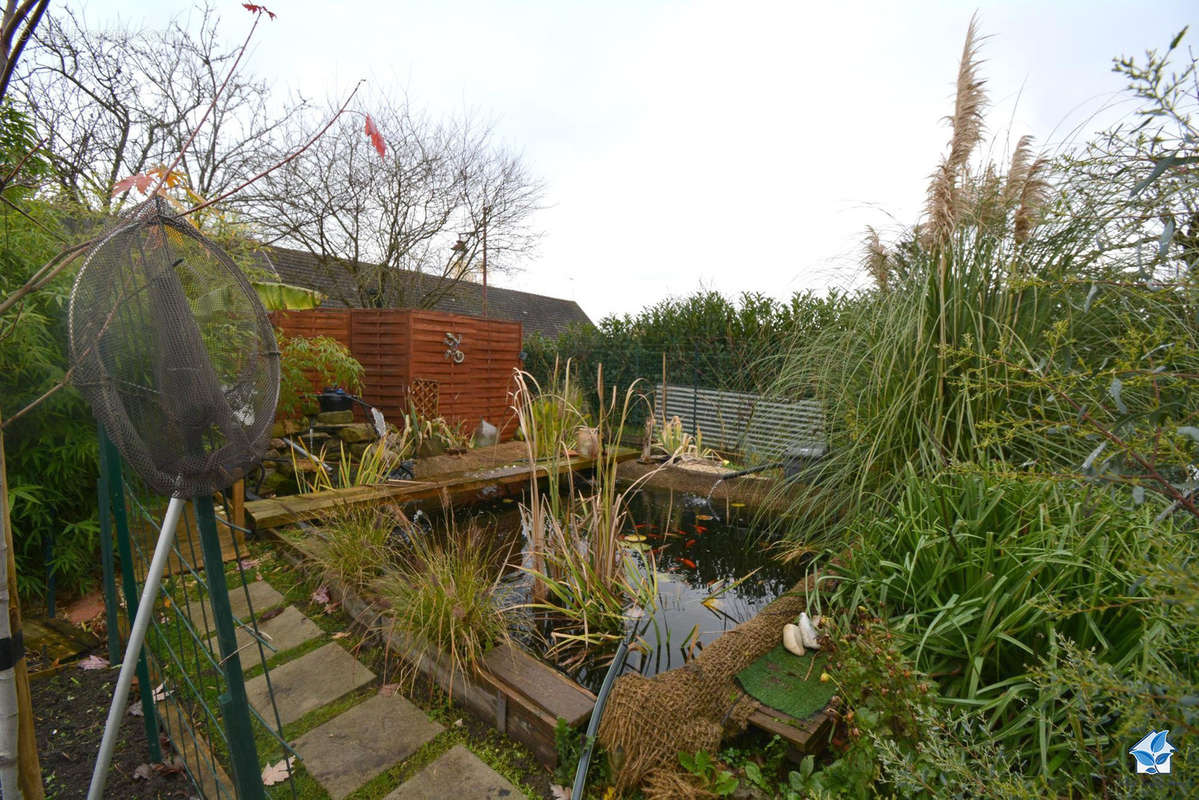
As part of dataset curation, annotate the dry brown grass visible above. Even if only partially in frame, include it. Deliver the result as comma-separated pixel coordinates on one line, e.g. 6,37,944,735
924,14,987,248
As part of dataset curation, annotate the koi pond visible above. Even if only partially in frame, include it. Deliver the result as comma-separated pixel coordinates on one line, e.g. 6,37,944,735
476,483,797,693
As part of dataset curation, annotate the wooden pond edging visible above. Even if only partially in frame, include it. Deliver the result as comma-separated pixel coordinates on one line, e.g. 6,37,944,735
273,541,594,767
243,448,639,532
273,537,834,774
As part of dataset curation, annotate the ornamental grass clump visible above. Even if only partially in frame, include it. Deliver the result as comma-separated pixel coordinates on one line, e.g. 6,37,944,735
513,365,663,666
290,502,396,594
767,19,1199,550
379,520,514,698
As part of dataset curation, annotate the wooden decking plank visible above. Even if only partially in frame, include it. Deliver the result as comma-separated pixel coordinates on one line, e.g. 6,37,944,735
245,448,638,531
748,705,832,756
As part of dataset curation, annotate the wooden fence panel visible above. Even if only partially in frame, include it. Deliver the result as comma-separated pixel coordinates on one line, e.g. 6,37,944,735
271,309,521,439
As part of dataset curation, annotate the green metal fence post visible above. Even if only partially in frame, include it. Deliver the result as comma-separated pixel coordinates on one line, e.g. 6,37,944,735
100,430,163,761
96,426,121,663
194,496,266,800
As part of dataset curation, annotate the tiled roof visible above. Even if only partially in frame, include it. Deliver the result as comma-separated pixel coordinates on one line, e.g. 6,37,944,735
256,245,592,340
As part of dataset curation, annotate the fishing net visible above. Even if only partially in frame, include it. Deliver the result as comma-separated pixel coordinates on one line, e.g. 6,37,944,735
597,578,812,795
69,197,279,498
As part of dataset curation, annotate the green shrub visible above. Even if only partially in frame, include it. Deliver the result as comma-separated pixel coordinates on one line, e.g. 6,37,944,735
1,109,101,598
276,330,364,418
819,470,1198,793
295,502,394,593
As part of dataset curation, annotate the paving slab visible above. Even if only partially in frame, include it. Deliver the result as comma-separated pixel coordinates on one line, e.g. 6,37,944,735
294,693,443,799
383,745,520,800
244,642,374,726
233,605,323,670
184,580,284,635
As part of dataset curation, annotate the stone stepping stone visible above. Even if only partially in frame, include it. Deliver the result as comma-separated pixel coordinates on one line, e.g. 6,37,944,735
233,606,323,671
183,580,284,636
244,642,374,726
383,745,519,800
294,693,443,799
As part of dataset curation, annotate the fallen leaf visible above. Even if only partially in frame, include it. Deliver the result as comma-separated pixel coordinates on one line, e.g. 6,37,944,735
154,757,186,776
259,606,284,623
239,558,260,570
133,763,154,781
311,585,330,605
323,601,340,614
261,756,294,786
550,785,571,800
331,631,350,640
379,683,401,697
127,702,144,717
78,654,109,670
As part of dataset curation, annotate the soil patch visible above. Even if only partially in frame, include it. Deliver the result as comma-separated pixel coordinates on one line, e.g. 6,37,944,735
32,654,193,799
411,440,529,479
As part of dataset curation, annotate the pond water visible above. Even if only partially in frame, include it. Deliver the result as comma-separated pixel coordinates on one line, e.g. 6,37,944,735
415,482,796,694
614,487,795,677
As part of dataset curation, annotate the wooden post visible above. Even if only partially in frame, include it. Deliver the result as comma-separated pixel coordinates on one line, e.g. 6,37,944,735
231,479,246,533
0,418,45,799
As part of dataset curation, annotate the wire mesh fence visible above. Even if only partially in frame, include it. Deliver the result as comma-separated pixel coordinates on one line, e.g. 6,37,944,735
99,431,299,798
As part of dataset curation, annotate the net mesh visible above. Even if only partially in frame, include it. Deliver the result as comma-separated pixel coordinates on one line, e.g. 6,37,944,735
597,579,811,794
69,197,279,498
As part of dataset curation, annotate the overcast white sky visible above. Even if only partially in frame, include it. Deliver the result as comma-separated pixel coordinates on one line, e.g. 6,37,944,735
79,0,1194,320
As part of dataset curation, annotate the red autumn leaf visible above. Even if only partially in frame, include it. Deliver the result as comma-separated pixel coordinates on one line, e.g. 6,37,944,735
364,114,386,159
111,173,155,197
242,4,277,20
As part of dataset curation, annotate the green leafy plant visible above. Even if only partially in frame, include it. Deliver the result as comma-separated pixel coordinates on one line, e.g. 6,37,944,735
290,438,403,494
813,470,1199,795
515,359,588,460
677,749,739,797
276,330,364,418
395,400,471,456
513,367,665,668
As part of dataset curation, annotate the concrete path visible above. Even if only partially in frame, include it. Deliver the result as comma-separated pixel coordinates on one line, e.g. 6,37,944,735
228,584,527,799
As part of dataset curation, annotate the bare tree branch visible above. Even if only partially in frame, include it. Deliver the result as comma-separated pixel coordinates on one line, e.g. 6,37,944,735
247,93,543,309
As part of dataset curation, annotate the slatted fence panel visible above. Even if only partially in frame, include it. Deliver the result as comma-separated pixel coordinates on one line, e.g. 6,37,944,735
271,309,522,439
653,383,824,459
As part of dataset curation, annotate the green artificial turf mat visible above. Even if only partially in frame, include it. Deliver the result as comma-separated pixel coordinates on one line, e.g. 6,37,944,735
735,644,836,720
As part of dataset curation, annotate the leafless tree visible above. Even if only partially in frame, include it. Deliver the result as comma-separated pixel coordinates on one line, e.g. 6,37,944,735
12,1,302,212
0,0,48,106
249,95,543,308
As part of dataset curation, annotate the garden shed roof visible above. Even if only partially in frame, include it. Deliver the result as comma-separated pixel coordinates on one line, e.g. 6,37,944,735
257,245,592,340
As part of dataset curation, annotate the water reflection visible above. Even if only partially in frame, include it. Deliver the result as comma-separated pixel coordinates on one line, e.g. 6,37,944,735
406,487,795,693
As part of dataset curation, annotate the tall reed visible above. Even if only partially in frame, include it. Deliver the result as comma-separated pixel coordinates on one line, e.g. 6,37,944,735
512,364,663,663
765,19,1198,550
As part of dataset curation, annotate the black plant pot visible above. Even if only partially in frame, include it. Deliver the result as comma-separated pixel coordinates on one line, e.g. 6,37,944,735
317,387,354,413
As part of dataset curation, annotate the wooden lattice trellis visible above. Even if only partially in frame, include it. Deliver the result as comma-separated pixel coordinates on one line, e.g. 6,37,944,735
409,378,440,419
